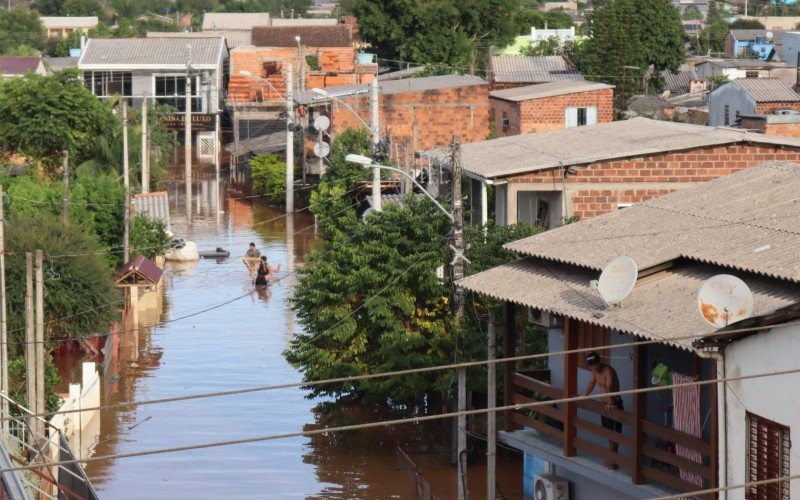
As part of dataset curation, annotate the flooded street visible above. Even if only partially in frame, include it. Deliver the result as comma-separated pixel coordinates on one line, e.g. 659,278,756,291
76,164,521,498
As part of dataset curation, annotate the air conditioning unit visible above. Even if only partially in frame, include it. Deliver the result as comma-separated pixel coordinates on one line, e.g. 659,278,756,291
528,308,550,327
534,474,569,500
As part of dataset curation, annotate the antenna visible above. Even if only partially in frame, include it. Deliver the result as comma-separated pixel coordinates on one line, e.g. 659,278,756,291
592,256,638,307
697,274,754,328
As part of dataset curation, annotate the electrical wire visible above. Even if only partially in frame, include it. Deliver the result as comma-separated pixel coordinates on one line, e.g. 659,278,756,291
2,364,800,474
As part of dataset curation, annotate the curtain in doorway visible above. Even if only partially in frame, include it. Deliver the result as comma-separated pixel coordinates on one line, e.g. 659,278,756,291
671,372,703,487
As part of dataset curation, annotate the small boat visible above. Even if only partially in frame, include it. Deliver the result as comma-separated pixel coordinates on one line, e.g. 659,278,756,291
198,247,231,259
165,238,200,262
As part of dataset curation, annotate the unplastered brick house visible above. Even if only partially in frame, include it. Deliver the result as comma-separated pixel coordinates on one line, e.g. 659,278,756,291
422,117,800,227
296,75,490,163
489,80,614,137
708,78,800,127
228,24,376,103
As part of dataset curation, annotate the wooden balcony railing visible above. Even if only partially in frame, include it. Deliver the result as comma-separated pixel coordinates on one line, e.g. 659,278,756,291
507,371,714,496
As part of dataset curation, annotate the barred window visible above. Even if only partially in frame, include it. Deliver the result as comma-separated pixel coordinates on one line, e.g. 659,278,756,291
746,412,790,500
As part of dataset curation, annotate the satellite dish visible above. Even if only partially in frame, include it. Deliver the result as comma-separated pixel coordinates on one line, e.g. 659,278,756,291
313,115,330,132
313,141,330,158
595,256,638,307
767,31,774,40
697,274,754,328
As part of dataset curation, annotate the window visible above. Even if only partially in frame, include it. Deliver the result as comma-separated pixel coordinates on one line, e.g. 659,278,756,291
262,61,281,78
575,322,610,370
724,105,730,126
153,75,202,113
83,71,132,97
746,412,790,500
535,200,550,227
501,111,510,133
746,70,759,78
565,107,598,128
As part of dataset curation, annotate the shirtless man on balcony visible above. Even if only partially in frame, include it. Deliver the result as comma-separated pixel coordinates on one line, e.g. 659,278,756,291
583,352,623,470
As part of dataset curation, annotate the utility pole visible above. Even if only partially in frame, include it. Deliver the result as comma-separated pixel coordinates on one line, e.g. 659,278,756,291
62,151,69,223
185,45,192,191
122,101,130,263
370,77,381,211
487,310,497,500
452,134,467,500
0,186,7,434
286,63,294,213
34,250,44,439
24,253,34,444
141,93,149,194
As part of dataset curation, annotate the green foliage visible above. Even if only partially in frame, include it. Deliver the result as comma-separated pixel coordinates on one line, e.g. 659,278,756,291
0,70,116,169
63,0,105,17
131,214,171,260
696,19,729,55
53,30,84,57
521,36,569,56
306,55,321,71
9,356,62,413
729,18,765,30
33,0,66,15
353,0,521,71
681,4,702,19
250,153,286,205
0,8,47,54
323,128,373,186
513,8,573,35
4,211,117,350
570,0,684,111
464,221,543,274
287,196,452,405
4,45,42,56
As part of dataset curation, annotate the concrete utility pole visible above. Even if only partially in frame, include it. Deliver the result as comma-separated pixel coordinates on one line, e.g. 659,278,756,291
62,151,69,223
141,94,149,194
122,101,130,263
185,45,193,190
370,77,381,211
0,186,7,433
24,253,34,444
297,37,305,93
286,63,294,213
34,250,44,439
452,134,467,500
487,310,497,500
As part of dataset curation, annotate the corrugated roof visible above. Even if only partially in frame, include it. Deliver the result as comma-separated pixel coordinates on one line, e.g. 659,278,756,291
379,66,426,81
252,25,352,47
729,28,783,44
270,18,339,27
661,68,698,95
730,78,800,102
700,58,777,69
421,117,800,180
0,56,41,75
202,13,270,31
381,75,486,95
114,255,163,286
147,30,252,48
489,80,613,101
488,55,584,84
80,38,226,67
42,56,78,73
504,161,800,283
458,259,800,350
40,16,98,29
626,94,667,117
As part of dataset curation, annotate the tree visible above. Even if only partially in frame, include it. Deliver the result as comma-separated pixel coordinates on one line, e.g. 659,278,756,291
353,0,521,71
0,8,46,55
32,0,64,15
0,70,116,168
63,0,105,17
521,36,570,56
729,18,766,30
130,214,171,260
696,18,729,55
54,30,84,57
570,0,684,111
681,4,702,19
513,8,573,35
250,153,286,205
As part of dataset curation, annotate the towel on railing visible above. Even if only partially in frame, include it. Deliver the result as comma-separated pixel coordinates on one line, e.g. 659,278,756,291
671,372,703,487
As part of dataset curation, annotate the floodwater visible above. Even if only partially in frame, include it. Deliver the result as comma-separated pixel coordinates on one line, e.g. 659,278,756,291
75,162,522,498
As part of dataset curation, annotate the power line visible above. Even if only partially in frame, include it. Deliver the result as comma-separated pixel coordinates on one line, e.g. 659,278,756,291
2,364,800,474
655,473,800,500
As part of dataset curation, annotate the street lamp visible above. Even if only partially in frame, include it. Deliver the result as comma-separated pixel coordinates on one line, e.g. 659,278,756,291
345,154,453,220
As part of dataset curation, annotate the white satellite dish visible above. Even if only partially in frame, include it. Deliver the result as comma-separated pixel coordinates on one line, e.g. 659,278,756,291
313,115,330,132
697,274,754,328
766,31,774,40
313,141,330,158
594,256,638,307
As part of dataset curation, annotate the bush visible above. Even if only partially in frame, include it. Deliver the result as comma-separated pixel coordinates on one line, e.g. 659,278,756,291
131,213,171,260
250,153,286,205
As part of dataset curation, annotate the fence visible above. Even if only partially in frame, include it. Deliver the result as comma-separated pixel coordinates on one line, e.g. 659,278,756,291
50,362,101,462
396,445,439,500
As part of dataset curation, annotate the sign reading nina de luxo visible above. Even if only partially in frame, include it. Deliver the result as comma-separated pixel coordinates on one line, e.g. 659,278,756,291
162,114,215,131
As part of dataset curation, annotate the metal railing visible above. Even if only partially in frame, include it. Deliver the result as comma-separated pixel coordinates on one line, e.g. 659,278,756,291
396,444,439,500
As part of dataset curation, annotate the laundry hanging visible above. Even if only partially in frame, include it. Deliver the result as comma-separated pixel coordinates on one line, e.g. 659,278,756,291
671,372,703,488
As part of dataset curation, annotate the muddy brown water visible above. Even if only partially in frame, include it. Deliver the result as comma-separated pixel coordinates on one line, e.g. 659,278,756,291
67,164,521,498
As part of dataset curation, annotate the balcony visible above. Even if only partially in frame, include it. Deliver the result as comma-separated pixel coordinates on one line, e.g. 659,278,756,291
499,312,718,499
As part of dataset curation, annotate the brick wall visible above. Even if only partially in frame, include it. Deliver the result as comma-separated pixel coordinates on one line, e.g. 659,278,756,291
755,102,800,115
490,88,614,137
331,84,491,158
507,143,800,218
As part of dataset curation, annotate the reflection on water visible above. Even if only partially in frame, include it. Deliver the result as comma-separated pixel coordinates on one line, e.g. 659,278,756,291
76,163,522,498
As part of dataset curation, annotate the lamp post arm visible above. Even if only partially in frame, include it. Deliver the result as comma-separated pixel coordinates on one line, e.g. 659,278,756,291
372,165,454,221
319,94,372,132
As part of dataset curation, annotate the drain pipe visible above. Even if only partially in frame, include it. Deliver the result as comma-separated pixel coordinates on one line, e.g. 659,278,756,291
697,347,727,500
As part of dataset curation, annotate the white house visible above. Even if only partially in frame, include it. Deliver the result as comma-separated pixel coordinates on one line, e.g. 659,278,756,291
459,160,800,499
